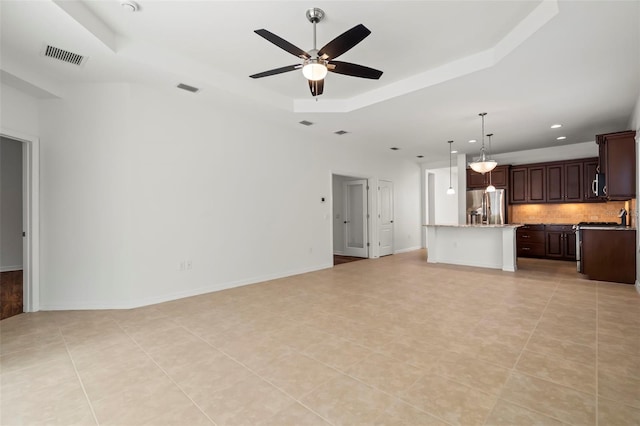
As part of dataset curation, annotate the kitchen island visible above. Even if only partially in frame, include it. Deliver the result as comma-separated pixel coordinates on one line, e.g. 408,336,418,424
424,224,522,271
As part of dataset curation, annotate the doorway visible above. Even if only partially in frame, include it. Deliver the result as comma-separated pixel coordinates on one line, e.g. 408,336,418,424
1,137,23,319
0,130,39,315
332,174,369,261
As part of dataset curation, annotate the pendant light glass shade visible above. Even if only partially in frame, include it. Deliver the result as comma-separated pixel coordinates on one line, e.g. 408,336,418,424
447,140,455,195
469,155,497,174
469,112,497,174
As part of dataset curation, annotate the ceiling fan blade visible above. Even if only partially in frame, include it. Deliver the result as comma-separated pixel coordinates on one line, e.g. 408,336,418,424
318,24,371,60
308,79,324,97
250,64,301,79
254,29,310,59
328,61,383,79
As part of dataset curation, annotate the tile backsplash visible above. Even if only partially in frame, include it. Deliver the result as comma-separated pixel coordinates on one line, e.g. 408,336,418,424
510,200,636,225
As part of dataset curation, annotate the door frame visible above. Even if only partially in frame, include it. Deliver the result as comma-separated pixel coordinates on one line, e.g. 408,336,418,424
330,172,380,260
1,128,40,313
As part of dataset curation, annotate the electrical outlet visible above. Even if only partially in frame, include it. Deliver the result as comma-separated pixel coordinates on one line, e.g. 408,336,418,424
179,261,186,271
186,260,193,270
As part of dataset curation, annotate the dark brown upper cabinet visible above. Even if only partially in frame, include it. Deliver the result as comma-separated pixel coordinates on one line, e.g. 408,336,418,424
510,165,545,204
510,157,602,205
466,165,509,190
528,166,546,203
596,130,636,200
546,161,583,203
510,167,528,203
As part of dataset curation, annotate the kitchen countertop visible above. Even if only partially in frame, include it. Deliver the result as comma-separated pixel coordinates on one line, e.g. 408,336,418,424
423,224,522,228
577,226,635,231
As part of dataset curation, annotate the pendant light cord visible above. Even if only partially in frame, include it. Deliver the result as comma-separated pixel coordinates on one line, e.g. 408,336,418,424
480,112,487,160
448,140,453,187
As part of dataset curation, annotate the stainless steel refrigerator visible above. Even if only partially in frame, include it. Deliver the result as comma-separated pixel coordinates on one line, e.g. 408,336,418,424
466,189,506,225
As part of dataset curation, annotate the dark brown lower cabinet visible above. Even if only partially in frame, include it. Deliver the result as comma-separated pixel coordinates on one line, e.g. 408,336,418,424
517,224,576,261
545,225,576,261
516,225,545,257
582,229,636,284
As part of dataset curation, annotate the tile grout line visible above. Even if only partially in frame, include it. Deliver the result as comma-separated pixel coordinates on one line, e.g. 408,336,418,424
184,322,455,426
180,325,338,426
115,323,219,426
330,352,457,426
482,280,561,426
57,325,100,426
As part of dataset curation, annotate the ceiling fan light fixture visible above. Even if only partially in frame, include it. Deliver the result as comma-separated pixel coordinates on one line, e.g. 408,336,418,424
302,59,328,81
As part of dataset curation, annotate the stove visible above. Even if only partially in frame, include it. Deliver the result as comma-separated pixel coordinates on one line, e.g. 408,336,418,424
576,221,619,227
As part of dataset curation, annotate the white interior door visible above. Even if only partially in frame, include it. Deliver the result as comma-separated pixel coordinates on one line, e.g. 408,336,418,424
379,180,394,256
343,179,368,257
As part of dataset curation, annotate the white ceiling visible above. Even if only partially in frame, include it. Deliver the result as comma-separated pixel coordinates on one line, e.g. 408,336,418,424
1,0,639,164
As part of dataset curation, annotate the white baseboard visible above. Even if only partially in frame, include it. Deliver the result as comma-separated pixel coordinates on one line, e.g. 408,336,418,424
38,262,334,311
394,246,422,254
333,251,345,255
0,265,23,272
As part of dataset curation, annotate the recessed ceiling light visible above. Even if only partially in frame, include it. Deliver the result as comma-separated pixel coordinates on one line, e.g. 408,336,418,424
551,124,562,129
451,150,458,154
299,120,314,126
468,139,477,143
390,147,400,151
556,136,566,140
121,0,139,12
417,155,424,158
334,130,348,135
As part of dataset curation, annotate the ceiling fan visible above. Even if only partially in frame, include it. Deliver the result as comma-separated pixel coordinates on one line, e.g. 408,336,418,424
249,8,383,97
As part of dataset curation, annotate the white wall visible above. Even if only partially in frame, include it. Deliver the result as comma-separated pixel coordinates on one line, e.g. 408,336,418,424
0,84,39,136
1,137,23,270
491,141,598,166
34,82,421,309
425,167,459,225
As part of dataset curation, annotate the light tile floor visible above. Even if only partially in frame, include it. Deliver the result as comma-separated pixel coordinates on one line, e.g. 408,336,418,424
1,250,639,425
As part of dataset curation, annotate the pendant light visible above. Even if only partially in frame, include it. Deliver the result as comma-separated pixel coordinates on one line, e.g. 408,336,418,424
469,112,497,174
446,140,455,195
485,133,496,192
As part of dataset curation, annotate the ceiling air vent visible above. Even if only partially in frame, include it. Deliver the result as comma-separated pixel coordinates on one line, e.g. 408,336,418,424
299,120,314,126
334,130,348,135
177,83,200,93
42,45,87,66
